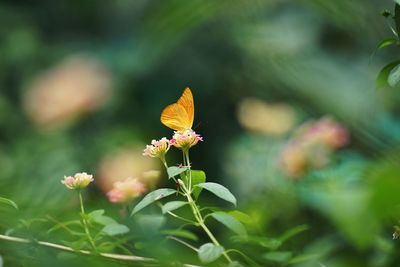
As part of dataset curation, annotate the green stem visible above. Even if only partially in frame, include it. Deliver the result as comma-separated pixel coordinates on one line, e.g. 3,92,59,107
78,191,97,251
184,151,192,191
0,234,200,267
183,186,232,263
162,158,177,183
226,249,259,266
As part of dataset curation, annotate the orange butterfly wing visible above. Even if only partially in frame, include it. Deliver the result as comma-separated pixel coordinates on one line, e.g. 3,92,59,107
177,88,194,127
160,88,194,131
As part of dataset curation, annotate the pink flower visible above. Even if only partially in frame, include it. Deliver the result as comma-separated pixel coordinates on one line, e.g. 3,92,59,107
107,177,147,204
143,137,170,159
296,117,348,149
170,130,203,150
61,172,94,190
279,117,349,179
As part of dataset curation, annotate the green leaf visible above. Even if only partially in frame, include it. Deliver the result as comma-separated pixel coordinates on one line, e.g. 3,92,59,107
388,63,400,87
162,201,188,214
228,261,245,267
264,251,293,262
287,253,321,264
167,166,188,179
227,210,253,224
0,197,18,210
96,241,116,252
88,210,117,226
210,212,247,236
57,252,78,260
136,214,166,232
371,38,397,60
376,60,400,89
279,224,309,243
102,224,130,236
190,170,206,199
377,38,397,50
198,243,224,264
161,229,198,241
47,220,82,235
195,182,236,206
231,235,282,250
131,188,177,215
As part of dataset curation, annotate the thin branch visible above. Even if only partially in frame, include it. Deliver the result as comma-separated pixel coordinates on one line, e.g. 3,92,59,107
0,234,201,267
166,236,199,252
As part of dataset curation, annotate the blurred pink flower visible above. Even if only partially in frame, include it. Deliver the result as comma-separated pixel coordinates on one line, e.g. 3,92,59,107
97,146,160,193
296,117,348,149
170,130,202,150
107,177,147,204
62,172,94,190
279,117,349,179
143,137,170,159
23,55,112,130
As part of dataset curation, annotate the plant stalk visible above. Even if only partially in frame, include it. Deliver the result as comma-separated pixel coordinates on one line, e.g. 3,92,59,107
0,234,200,267
184,185,232,263
78,191,97,251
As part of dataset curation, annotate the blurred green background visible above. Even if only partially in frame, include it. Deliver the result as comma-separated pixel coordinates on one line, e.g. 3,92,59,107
1,0,400,266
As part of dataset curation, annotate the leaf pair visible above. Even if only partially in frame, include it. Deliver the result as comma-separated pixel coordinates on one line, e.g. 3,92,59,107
131,179,237,216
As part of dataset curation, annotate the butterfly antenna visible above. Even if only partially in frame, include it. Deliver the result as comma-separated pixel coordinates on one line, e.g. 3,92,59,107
193,122,202,130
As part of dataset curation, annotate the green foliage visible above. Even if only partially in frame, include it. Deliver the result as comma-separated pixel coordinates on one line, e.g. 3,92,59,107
181,170,206,199
101,224,130,236
0,197,18,210
162,201,187,214
388,63,400,87
198,243,224,264
131,188,177,215
167,166,188,179
161,229,198,241
1,0,400,266
376,60,400,88
88,210,117,226
209,212,247,236
195,182,237,206
263,251,293,263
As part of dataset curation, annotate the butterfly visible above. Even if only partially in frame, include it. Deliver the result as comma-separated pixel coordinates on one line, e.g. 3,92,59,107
160,87,194,131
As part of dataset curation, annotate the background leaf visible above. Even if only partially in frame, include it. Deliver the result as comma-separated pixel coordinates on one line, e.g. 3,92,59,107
264,251,293,262
88,210,117,226
101,224,130,236
210,212,247,236
161,229,198,241
0,197,18,210
376,60,400,89
388,63,400,87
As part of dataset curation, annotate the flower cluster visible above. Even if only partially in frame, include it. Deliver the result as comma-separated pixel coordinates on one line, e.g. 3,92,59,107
143,137,170,159
170,130,203,151
62,172,94,190
280,117,349,178
143,130,203,159
107,177,147,204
